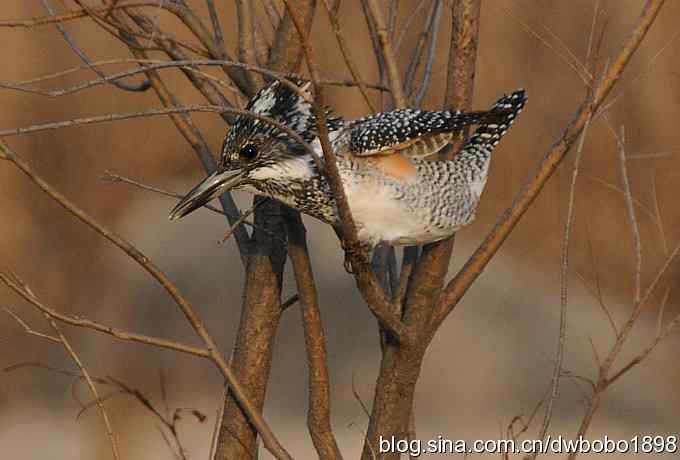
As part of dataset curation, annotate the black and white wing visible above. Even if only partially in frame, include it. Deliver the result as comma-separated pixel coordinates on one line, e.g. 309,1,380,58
346,107,513,158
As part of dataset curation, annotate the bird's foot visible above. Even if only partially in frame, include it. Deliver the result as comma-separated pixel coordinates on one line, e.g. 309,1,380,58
341,240,370,274
343,254,354,274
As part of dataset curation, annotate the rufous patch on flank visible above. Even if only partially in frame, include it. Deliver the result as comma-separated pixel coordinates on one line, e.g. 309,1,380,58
365,153,417,179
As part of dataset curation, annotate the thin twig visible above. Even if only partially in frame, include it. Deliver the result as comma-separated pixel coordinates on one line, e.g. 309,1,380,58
587,335,602,369
628,151,676,160
403,0,437,98
52,320,121,460
587,176,658,227
655,288,671,338
322,0,376,112
507,385,551,443
567,241,679,460
221,204,259,243
205,0,227,60
387,0,399,41
42,0,150,92
99,171,265,236
614,126,642,303
5,272,122,460
0,105,314,156
250,0,273,67
23,363,198,459
100,171,224,215
497,2,591,86
236,0,259,93
319,79,389,92
0,273,210,359
258,0,280,33
364,0,407,107
599,28,680,114
0,58,387,98
0,1,164,28
360,0,387,111
71,1,213,59
650,168,669,256
606,310,680,388
530,114,591,460
351,373,372,419
585,0,602,74
540,22,593,81
395,0,431,51
414,0,443,106
122,10,236,119
580,221,619,337
393,246,418,310
599,245,679,387
3,306,61,344
281,294,300,311
209,398,225,460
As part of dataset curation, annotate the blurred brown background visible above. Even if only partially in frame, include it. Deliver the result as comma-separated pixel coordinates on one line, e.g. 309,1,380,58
1,1,679,458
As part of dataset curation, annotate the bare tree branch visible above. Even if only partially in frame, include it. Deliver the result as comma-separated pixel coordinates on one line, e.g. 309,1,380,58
361,2,481,459
0,1,163,28
285,211,343,460
434,0,668,326
567,240,679,459
395,0,432,51
0,275,211,358
363,0,407,107
0,141,295,460
205,0,227,60
42,0,150,92
268,0,317,74
0,58,387,99
403,0,438,100
323,0,376,112
236,0,259,93
413,0,443,107
3,306,61,344
281,0,407,342
4,272,121,460
0,105,314,154
614,125,642,303
529,114,592,460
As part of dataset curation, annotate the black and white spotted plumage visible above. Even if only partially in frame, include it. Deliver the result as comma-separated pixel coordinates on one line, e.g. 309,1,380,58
347,107,512,157
452,90,527,170
328,89,527,244
171,79,527,246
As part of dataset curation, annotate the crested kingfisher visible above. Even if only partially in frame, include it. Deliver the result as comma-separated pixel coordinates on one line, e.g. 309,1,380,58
169,79,526,246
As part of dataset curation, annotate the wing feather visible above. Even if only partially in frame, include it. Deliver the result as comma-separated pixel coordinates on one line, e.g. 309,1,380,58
348,108,507,157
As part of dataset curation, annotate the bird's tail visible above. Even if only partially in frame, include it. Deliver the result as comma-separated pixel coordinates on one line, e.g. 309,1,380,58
444,89,526,130
450,89,526,177
465,89,527,150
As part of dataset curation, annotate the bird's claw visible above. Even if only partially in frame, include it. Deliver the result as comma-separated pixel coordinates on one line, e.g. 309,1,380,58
341,240,369,274
343,255,355,274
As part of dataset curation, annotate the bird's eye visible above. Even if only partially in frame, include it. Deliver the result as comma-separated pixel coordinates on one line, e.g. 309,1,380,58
239,144,258,161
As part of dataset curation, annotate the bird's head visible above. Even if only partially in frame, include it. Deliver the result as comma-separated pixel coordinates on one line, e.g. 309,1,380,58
169,78,342,220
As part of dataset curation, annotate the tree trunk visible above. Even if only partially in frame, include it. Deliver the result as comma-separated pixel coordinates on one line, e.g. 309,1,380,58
215,199,287,459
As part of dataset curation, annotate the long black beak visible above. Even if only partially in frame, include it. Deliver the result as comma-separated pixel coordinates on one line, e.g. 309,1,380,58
169,168,244,220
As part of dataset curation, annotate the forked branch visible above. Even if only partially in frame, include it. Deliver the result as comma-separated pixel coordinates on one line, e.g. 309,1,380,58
281,0,408,344
433,0,668,326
